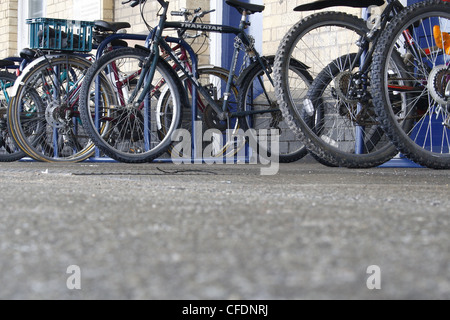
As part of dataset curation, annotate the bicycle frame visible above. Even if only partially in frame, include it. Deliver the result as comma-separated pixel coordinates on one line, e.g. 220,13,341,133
95,33,149,59
0,79,14,107
129,0,272,121
93,35,200,120
0,75,16,155
349,0,406,86
342,0,437,154
348,0,405,153
348,0,435,88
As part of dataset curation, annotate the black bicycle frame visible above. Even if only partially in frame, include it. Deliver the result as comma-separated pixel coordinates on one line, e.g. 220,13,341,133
130,0,273,121
349,0,406,154
351,0,405,77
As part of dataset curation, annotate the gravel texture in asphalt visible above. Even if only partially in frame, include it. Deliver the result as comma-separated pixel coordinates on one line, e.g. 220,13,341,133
0,159,449,299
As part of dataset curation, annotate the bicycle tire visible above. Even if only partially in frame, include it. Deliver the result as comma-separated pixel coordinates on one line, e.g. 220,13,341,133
301,53,399,168
0,71,26,162
372,0,450,169
8,55,96,162
239,56,312,163
274,12,378,167
79,47,183,163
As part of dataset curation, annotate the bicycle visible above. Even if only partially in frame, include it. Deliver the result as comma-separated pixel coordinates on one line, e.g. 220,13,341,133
372,0,450,169
6,18,135,163
0,59,20,73
79,0,312,164
274,0,411,168
87,7,239,161
154,8,242,159
0,65,27,162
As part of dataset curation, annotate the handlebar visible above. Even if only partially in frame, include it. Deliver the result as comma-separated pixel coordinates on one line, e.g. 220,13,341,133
121,1,216,41
198,9,216,19
121,0,150,7
121,1,215,20
171,11,189,17
171,8,216,20
171,8,216,39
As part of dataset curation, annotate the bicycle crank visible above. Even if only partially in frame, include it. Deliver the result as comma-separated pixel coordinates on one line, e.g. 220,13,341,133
204,105,228,132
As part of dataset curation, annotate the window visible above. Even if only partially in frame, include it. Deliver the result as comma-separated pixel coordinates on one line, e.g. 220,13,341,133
18,0,47,52
73,0,101,21
210,0,223,68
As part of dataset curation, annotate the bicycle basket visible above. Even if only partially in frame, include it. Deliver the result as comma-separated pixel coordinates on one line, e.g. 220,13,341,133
27,18,95,52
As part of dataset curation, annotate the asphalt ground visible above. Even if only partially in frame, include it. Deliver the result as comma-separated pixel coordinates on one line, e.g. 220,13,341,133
0,156,449,300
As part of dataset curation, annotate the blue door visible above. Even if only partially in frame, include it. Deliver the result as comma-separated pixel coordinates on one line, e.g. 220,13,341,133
220,0,263,71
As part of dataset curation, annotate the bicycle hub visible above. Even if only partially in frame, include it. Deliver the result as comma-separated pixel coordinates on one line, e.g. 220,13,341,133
428,65,450,106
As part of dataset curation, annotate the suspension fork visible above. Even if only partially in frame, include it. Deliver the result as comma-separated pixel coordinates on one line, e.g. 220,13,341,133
128,0,169,106
126,40,161,107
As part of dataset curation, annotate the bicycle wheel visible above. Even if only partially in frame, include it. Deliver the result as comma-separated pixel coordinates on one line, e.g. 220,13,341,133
165,66,242,159
300,52,400,168
372,0,450,169
239,56,312,163
0,71,26,162
8,55,96,162
79,47,183,163
274,12,391,167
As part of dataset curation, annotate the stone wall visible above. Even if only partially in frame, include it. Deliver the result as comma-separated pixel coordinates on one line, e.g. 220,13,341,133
262,0,362,56
0,0,18,57
0,0,365,61
0,0,114,57
114,0,210,63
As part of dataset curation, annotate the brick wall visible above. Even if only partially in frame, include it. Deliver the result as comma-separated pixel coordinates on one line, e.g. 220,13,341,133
114,0,210,63
100,0,365,47
0,0,114,57
46,0,73,19
0,0,18,58
46,0,114,21
0,0,365,61
262,0,362,55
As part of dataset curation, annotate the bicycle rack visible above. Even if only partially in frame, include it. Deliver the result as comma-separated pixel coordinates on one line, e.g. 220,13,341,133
19,8,427,168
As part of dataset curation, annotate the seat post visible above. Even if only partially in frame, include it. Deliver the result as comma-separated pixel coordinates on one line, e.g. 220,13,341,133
239,10,250,30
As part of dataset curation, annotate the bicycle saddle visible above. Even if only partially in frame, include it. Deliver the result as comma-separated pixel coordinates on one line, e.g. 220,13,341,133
94,20,131,33
0,59,15,68
226,0,265,14
19,48,37,61
294,0,385,11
